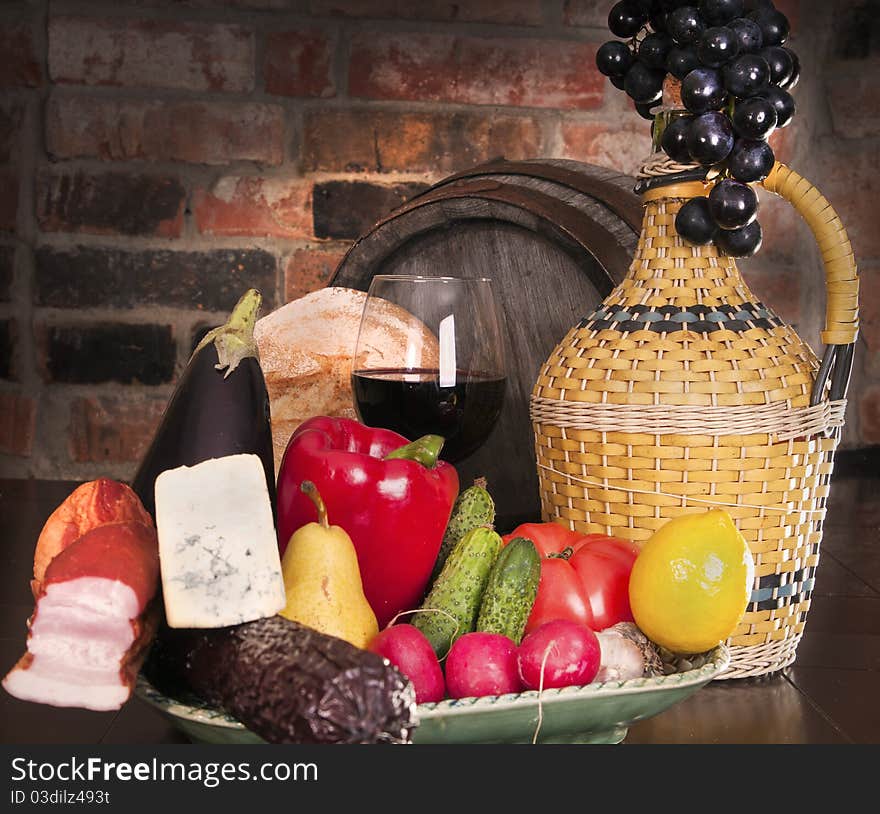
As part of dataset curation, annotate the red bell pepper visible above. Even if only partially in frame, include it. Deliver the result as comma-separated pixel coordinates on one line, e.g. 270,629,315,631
276,417,459,628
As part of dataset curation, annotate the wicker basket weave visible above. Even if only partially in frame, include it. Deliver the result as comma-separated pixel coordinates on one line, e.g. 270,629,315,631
531,161,859,679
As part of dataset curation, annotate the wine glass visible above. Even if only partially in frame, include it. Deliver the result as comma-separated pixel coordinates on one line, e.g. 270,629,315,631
351,275,507,463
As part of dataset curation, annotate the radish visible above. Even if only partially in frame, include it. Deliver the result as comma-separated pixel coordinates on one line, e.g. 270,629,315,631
517,619,601,690
368,624,445,704
445,632,522,699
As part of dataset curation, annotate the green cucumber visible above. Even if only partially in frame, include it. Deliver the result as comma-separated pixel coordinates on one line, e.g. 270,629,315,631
430,477,495,585
476,537,541,645
414,526,502,658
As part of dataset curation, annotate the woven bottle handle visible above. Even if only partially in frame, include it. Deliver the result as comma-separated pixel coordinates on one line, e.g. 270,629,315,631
760,162,859,403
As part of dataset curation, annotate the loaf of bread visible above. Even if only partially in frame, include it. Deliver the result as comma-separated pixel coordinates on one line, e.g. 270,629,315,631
254,287,439,475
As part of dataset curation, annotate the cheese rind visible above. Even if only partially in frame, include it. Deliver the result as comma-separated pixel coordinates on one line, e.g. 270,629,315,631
155,454,285,628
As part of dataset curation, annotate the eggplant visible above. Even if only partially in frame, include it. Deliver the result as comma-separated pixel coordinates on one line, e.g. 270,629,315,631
132,288,275,518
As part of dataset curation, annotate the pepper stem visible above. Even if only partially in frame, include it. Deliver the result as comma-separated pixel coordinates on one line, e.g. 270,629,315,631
548,546,574,561
300,480,329,529
384,434,445,468
192,288,262,379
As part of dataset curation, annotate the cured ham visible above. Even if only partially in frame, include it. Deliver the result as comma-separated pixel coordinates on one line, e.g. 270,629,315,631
31,478,152,596
4,484,160,712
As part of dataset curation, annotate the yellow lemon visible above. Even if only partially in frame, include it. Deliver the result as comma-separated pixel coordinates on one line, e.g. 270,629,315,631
629,509,754,654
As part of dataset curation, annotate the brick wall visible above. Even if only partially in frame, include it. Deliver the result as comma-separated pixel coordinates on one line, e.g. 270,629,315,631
0,0,876,481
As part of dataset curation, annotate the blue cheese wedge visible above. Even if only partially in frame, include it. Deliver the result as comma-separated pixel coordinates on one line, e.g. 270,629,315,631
155,454,285,628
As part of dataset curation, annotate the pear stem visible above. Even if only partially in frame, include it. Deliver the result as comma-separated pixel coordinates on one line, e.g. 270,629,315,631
301,480,329,529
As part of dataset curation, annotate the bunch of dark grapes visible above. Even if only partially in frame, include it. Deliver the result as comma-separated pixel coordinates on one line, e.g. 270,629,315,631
595,0,799,258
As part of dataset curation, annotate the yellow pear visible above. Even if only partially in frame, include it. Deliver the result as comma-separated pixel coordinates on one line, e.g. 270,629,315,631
279,480,378,649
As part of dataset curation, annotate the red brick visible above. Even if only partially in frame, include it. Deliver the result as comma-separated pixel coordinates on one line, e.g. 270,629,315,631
309,0,543,25
0,391,36,456
562,1,606,27
313,180,428,239
0,22,42,87
37,170,185,238
284,247,348,302
859,385,880,444
303,109,542,173
349,33,604,110
69,396,167,464
46,93,284,166
739,262,802,328
40,322,176,385
194,176,313,238
860,262,879,352
816,138,880,259
48,16,254,92
0,168,17,233
0,101,22,163
264,29,336,98
827,74,880,139
560,118,653,175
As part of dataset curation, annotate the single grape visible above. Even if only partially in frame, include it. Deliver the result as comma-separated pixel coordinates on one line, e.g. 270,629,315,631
699,0,744,25
727,138,775,181
687,111,735,165
708,178,758,229
624,60,666,103
609,1,650,38
714,219,763,257
661,115,694,162
749,7,789,46
667,46,701,78
781,48,800,90
681,66,728,113
597,41,635,77
732,96,777,139
668,6,705,45
639,32,674,70
756,85,795,127
723,54,771,97
635,100,660,120
698,26,741,67
727,18,764,53
649,9,670,33
759,45,793,86
675,197,718,245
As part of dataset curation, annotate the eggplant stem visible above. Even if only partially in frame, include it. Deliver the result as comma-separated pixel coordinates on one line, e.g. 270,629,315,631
300,481,329,529
192,288,262,379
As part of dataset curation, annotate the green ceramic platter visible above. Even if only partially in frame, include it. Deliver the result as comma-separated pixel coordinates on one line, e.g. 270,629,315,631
135,644,729,745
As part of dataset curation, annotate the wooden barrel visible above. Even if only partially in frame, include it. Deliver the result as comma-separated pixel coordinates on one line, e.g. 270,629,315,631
330,159,641,525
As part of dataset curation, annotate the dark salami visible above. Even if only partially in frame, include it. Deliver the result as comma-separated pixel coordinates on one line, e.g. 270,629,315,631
145,616,417,744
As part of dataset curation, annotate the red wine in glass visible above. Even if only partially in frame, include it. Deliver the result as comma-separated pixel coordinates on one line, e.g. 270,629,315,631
352,367,506,462
351,276,507,463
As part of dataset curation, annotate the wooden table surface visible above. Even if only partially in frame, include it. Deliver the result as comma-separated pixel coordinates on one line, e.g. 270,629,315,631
1,464,878,745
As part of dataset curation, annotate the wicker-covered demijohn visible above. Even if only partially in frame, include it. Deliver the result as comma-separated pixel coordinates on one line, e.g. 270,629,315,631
531,160,859,679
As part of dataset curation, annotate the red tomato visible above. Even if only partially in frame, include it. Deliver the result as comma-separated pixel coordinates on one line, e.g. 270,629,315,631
569,537,639,631
502,522,584,558
524,557,594,635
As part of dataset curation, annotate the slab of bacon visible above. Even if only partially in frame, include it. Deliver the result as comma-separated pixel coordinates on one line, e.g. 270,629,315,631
3,480,159,711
